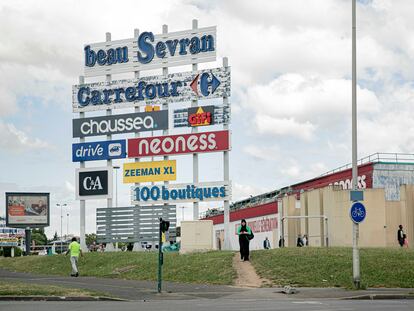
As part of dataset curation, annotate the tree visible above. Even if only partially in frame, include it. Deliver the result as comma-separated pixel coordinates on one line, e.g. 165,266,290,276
31,228,47,246
85,233,97,246
53,231,58,241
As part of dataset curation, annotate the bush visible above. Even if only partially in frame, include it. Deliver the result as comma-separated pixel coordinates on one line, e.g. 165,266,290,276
2,247,23,257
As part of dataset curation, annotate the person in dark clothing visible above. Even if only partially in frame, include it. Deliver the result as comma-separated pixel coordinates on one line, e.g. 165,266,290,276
398,225,405,247
237,219,252,261
263,237,271,249
296,234,304,247
126,243,134,251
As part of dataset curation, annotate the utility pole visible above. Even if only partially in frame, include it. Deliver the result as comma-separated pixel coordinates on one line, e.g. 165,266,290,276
351,0,361,289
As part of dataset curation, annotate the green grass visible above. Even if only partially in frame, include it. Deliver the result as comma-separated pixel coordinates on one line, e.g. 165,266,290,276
0,279,103,296
0,251,236,285
251,247,414,288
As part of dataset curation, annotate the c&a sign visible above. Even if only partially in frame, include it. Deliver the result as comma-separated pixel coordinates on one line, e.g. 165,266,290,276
76,167,113,200
123,160,176,183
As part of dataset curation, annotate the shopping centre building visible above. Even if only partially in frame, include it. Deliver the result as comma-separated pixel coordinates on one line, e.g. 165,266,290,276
202,153,414,250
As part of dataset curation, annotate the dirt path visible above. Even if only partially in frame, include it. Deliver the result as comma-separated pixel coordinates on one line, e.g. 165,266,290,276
233,253,270,288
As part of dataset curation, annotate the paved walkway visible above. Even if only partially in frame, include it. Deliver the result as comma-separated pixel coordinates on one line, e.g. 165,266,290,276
1,269,413,301
232,253,270,288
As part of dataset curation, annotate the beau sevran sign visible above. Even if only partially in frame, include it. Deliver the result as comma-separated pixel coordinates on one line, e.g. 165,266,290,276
83,26,216,77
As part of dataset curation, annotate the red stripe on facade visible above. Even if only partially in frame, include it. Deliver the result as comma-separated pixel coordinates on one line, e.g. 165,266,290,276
291,163,374,192
204,202,278,225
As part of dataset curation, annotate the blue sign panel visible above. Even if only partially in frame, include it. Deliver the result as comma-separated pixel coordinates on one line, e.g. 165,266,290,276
350,202,366,223
72,140,126,162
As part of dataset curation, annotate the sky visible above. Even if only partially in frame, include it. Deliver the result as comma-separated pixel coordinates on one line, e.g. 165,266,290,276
1,0,414,238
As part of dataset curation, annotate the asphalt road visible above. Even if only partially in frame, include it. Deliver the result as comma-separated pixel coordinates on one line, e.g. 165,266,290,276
1,299,414,311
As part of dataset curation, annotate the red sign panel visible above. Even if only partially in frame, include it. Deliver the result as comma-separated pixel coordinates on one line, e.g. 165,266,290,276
128,130,230,158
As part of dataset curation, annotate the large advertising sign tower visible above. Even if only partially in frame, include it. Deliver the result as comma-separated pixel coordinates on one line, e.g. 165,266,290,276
73,19,231,251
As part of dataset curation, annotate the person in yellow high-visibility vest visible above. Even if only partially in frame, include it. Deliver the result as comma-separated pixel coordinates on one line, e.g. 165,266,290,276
65,237,83,277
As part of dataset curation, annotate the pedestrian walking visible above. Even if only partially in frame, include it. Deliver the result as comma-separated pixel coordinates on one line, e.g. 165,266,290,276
302,234,308,247
66,237,83,277
296,234,304,247
237,219,253,261
397,225,405,247
263,237,271,249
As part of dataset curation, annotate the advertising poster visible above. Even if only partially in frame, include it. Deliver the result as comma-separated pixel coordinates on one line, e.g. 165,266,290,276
6,192,50,227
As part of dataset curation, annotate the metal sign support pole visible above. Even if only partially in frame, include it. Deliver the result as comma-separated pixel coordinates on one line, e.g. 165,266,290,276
79,75,87,252
162,24,169,243
223,57,230,250
351,0,360,289
133,28,142,252
24,227,31,255
192,19,199,221
105,32,115,252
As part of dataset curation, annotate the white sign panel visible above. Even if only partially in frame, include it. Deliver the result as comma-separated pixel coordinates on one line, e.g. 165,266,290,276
131,181,231,205
73,67,230,112
84,26,216,77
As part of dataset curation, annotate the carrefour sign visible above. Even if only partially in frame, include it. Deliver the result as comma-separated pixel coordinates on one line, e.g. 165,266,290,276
83,26,216,77
131,181,231,204
72,68,230,112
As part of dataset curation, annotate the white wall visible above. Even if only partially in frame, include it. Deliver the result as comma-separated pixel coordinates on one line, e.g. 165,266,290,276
213,213,279,251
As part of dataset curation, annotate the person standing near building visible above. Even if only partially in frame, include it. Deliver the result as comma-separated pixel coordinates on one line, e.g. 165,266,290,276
263,237,271,249
66,237,83,277
397,225,405,247
237,219,252,261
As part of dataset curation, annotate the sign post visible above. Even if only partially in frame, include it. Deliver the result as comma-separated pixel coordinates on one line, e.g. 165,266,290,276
351,0,360,289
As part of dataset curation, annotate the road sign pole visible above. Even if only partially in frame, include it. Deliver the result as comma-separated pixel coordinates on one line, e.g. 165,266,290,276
157,218,163,293
351,0,360,289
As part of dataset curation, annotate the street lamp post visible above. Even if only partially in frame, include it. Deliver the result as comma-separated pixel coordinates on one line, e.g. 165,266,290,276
56,203,67,254
67,213,69,238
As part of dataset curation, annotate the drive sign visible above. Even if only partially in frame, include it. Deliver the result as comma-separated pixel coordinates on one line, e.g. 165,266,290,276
72,140,126,162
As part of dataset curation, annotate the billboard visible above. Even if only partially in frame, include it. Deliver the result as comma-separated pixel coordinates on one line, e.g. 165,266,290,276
0,238,18,247
131,181,231,204
76,167,113,200
83,26,216,77
72,110,168,138
72,139,127,162
73,67,230,112
128,130,230,158
123,160,176,183
173,104,230,128
6,192,50,227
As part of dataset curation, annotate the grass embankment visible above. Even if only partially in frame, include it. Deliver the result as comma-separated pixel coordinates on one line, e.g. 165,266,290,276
0,251,235,285
251,247,414,288
0,280,102,297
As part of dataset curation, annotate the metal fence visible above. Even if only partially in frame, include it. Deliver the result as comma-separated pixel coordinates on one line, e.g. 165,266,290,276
96,205,176,244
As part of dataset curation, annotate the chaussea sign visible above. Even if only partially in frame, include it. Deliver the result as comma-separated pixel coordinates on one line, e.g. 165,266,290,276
72,110,168,138
72,139,126,162
83,26,216,77
123,160,176,183
131,181,231,204
128,130,230,158
73,67,230,112
76,167,113,200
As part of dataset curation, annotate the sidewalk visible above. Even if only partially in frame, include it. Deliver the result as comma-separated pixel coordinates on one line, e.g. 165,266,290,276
1,269,413,301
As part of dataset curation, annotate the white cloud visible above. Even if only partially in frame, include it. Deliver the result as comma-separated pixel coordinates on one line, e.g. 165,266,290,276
232,182,269,201
242,145,280,161
0,122,52,153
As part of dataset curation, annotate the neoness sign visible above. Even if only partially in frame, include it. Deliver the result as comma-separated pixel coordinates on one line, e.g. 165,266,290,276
73,110,168,138
128,130,230,158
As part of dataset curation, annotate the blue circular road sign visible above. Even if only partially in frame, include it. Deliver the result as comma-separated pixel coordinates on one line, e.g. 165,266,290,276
350,202,366,223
